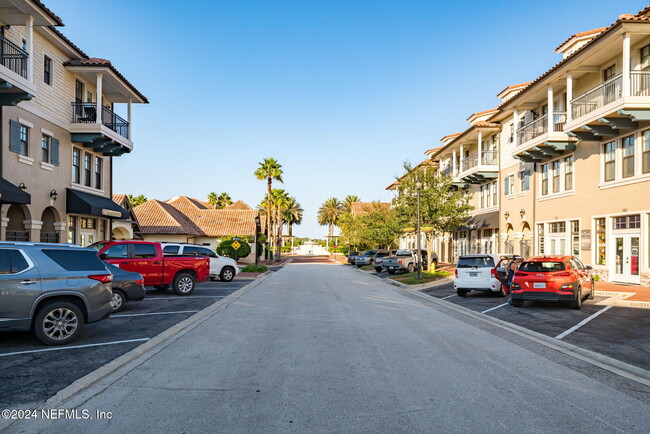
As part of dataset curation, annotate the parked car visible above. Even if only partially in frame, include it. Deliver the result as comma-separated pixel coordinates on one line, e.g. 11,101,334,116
455,254,517,297
0,242,114,345
347,251,360,265
374,250,397,272
510,255,595,309
355,250,378,267
382,249,434,274
161,243,240,282
104,262,146,313
90,241,210,296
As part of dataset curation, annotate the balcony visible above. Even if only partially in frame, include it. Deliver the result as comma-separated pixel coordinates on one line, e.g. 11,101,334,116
514,111,575,163
0,34,28,79
70,102,132,156
0,34,35,102
571,74,622,120
458,150,498,184
517,112,566,145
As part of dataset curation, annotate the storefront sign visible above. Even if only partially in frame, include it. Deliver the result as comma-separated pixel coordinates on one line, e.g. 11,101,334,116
102,209,122,218
580,230,591,250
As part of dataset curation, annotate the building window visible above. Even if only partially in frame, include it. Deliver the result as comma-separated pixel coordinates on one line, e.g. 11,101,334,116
564,156,573,190
603,64,616,81
508,124,514,143
41,134,51,163
480,184,485,208
644,130,650,174
95,156,102,189
503,175,514,196
519,170,530,191
537,224,545,255
614,215,640,230
552,160,561,193
642,44,650,69
492,182,497,206
604,141,616,182
99,220,107,241
72,148,81,183
595,218,606,265
549,222,566,234
80,218,96,230
18,124,28,156
541,164,549,195
43,55,52,85
67,216,77,244
84,152,92,187
622,135,635,178
571,220,580,256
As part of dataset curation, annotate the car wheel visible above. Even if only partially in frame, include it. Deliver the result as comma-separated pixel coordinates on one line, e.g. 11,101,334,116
220,267,235,282
588,280,595,299
570,289,582,309
388,270,395,275
374,268,382,273
498,284,509,297
173,272,196,296
111,289,126,313
407,263,414,273
511,299,523,308
456,290,467,297
33,301,84,346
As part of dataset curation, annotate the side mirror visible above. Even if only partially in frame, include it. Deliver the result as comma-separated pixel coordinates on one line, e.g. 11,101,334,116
585,265,593,270
99,253,108,260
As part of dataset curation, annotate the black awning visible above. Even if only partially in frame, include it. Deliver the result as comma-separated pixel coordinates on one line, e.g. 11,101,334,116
0,178,31,204
66,188,128,219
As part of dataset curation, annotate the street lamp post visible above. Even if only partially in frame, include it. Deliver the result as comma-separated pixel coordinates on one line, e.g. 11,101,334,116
254,213,261,266
415,179,423,280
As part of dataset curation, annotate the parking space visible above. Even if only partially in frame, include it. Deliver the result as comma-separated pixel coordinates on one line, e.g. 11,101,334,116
419,280,650,371
0,278,254,408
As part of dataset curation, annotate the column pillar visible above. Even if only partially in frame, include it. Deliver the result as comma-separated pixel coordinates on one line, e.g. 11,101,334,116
23,220,42,243
96,73,103,124
127,99,132,139
452,149,457,176
459,144,464,173
547,84,554,133
513,108,519,148
477,130,483,165
54,222,66,244
623,33,631,97
25,15,34,81
566,72,573,122
0,217,8,241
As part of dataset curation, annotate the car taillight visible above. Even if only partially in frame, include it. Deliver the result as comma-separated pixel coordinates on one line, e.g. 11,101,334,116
490,269,495,278
89,274,113,284
560,283,574,290
398,260,402,264
455,269,458,277
514,272,527,276
511,283,521,290
135,279,144,285
553,272,572,277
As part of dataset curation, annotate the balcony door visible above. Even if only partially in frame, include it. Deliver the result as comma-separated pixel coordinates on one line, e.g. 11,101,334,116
75,80,84,118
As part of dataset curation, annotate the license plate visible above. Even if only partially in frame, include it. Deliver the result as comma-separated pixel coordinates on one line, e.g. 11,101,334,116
533,282,546,289
469,272,478,277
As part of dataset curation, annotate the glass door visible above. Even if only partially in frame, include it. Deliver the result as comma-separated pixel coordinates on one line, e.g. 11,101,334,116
612,235,641,284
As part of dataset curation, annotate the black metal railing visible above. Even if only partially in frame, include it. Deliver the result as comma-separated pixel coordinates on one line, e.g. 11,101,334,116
6,230,29,242
71,102,129,139
40,232,60,243
0,34,28,79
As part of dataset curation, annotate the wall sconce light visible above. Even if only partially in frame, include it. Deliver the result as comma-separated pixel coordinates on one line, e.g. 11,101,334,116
18,182,27,191
0,191,3,200
520,209,526,218
504,211,510,219
50,190,58,200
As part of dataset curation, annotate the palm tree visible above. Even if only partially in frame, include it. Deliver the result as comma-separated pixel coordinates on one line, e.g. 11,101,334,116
343,195,360,213
254,158,283,260
283,197,303,237
271,189,290,261
207,192,218,209
215,192,232,209
318,197,342,246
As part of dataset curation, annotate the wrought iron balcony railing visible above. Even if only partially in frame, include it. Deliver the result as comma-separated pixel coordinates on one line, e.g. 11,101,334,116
0,33,28,79
71,102,129,139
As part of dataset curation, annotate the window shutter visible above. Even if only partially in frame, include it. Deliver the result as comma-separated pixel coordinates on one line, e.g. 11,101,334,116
9,120,21,153
523,170,530,190
504,178,509,196
51,137,60,166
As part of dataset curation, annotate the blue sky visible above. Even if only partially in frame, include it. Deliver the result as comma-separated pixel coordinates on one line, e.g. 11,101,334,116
50,0,648,238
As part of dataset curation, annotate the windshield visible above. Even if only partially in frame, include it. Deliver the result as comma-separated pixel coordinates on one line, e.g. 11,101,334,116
374,252,388,258
87,242,109,251
457,256,495,268
396,250,412,256
362,250,376,256
519,261,566,272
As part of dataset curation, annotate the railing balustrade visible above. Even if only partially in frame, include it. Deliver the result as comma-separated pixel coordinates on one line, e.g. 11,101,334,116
461,150,498,172
571,73,622,119
516,112,566,145
40,232,60,243
0,34,28,79
631,70,650,96
71,102,129,139
6,230,29,242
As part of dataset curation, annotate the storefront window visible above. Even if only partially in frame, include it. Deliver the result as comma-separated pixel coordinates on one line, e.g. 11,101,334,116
67,216,77,244
595,218,606,265
614,215,640,229
549,222,566,233
99,220,107,241
571,220,580,256
537,224,545,255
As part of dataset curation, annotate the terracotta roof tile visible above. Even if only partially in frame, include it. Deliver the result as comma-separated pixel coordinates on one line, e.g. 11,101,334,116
496,81,532,97
350,202,391,216
472,121,501,128
112,194,128,207
555,27,607,52
32,1,64,26
134,200,203,236
440,132,462,141
466,108,498,121
225,200,253,210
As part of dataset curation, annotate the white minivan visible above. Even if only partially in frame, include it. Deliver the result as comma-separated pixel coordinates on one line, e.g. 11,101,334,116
161,243,240,282
454,254,516,297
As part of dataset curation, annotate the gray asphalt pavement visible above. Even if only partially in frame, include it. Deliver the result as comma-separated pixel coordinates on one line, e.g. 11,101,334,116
20,263,650,433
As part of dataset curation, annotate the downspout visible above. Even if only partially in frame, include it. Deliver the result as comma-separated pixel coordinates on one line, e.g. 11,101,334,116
109,156,113,240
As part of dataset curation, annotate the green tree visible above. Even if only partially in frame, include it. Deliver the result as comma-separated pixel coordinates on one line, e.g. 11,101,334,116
343,195,360,213
217,238,252,260
392,162,473,268
339,203,400,250
283,197,304,237
254,158,283,259
128,194,148,207
215,192,232,209
317,197,343,239
207,192,218,208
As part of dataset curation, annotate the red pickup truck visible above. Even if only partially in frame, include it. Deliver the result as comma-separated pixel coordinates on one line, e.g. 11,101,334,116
90,241,210,296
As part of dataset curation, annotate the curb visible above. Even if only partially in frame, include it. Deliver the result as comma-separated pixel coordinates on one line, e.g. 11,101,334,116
407,289,650,386
347,265,454,290
1,271,276,433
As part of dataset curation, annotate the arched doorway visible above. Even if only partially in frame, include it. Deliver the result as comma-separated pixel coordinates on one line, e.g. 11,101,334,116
6,204,29,241
111,226,130,240
520,222,532,258
504,224,514,254
40,207,60,243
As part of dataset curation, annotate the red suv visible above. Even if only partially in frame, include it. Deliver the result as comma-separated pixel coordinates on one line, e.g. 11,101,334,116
510,256,595,309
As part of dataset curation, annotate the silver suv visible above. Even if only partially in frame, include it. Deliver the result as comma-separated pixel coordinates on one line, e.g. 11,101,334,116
0,242,114,345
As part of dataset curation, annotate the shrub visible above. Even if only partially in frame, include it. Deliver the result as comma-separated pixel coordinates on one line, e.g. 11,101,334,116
241,265,268,273
593,274,600,281
217,238,251,260
281,246,291,253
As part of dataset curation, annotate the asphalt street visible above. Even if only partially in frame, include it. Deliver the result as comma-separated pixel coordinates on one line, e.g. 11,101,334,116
21,261,650,433
0,278,254,408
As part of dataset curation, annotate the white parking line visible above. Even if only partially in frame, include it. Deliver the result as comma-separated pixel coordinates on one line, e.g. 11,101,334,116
441,294,457,300
111,310,199,318
143,296,226,300
555,305,613,340
481,302,509,314
0,338,150,358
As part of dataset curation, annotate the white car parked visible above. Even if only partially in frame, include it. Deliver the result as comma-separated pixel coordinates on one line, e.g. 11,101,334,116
454,254,516,297
160,243,240,282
